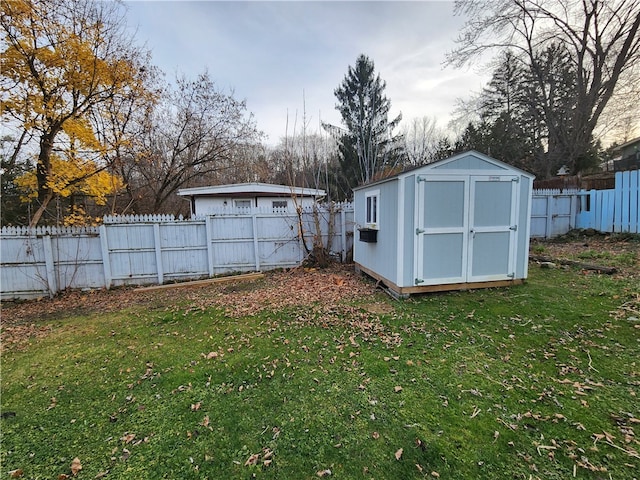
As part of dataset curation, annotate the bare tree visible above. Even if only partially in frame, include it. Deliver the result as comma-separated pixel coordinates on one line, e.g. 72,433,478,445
402,116,442,166
122,72,262,213
448,0,640,174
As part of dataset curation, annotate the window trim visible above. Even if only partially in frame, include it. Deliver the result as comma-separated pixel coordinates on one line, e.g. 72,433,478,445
365,190,380,229
272,200,288,210
234,199,252,209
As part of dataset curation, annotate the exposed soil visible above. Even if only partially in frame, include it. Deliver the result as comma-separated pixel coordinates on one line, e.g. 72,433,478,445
530,231,639,278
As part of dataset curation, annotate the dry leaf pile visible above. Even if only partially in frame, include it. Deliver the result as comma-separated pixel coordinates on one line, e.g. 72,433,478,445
183,266,377,318
1,265,378,349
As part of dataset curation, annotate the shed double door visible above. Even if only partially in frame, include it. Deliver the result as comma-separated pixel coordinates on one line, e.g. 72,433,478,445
415,175,519,285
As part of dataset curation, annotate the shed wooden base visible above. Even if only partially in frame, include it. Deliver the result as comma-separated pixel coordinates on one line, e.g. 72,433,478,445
355,263,524,297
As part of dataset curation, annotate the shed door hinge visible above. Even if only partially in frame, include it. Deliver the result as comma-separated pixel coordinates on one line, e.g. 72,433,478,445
512,177,520,183
417,175,427,183
415,278,425,285
507,272,515,278
509,225,517,231
416,228,425,235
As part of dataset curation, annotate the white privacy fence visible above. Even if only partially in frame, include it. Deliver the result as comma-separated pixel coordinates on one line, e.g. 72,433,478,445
1,204,354,300
530,189,582,239
2,183,637,299
531,171,640,238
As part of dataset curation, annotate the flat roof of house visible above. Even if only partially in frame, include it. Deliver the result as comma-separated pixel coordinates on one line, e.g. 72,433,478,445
613,136,640,151
178,182,326,198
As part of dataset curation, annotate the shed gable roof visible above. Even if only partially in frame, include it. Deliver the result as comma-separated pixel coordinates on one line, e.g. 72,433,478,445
353,150,534,191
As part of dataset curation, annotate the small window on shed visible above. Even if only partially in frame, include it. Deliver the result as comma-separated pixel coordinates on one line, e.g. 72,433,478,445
272,200,288,211
365,190,379,228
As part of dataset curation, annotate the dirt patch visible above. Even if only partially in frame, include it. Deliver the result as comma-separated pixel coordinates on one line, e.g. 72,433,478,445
530,231,639,278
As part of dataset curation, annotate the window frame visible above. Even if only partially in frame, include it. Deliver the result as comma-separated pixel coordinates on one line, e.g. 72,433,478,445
272,200,288,211
364,190,380,229
234,199,252,209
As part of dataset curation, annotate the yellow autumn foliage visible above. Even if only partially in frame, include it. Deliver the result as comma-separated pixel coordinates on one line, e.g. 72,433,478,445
62,205,101,227
62,117,104,152
15,156,124,206
2,0,156,225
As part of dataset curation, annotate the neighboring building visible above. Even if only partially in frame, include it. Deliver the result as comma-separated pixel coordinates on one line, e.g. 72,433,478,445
353,151,535,297
612,137,640,171
177,183,326,216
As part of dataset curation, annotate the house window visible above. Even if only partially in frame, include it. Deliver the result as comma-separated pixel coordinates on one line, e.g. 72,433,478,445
272,200,288,211
365,190,379,228
234,199,251,209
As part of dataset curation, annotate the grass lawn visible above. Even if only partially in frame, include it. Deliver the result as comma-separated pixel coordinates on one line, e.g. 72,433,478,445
1,253,639,479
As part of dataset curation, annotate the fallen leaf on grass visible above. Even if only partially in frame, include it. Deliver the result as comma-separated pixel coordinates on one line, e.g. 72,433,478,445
120,433,135,444
431,471,440,478
244,453,260,466
70,457,82,476
372,431,380,439
317,469,332,477
395,448,403,460
394,386,403,393
8,469,23,478
121,448,130,461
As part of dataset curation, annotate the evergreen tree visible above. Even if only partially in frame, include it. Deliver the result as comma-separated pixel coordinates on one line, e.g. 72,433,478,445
326,54,403,195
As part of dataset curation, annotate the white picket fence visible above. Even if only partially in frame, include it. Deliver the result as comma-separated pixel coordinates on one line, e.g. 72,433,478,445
0,204,354,300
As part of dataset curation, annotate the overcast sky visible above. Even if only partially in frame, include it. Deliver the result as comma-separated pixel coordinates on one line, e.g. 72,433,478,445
124,1,490,144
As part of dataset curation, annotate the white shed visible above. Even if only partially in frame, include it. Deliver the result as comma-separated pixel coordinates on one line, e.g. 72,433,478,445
353,151,535,296
177,183,326,216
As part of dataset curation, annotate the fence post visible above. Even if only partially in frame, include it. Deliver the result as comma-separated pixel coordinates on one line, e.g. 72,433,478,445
340,207,347,263
99,225,112,289
42,234,57,298
630,170,639,233
569,193,577,230
153,223,164,284
205,216,215,277
252,212,261,271
545,195,552,239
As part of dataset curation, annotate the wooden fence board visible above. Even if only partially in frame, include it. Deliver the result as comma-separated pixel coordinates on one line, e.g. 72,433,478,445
631,171,639,233
572,171,639,234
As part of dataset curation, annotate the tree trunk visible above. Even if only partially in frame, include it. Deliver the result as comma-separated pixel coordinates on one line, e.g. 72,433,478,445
30,133,57,227
29,191,54,227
